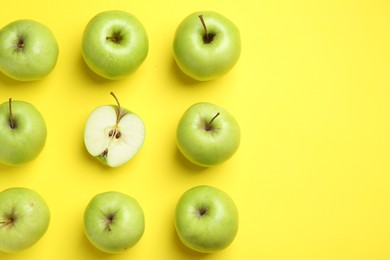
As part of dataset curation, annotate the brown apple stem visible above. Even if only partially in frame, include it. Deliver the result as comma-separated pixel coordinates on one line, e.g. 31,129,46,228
206,112,220,131
199,15,208,41
8,98,16,129
110,92,121,121
199,15,216,44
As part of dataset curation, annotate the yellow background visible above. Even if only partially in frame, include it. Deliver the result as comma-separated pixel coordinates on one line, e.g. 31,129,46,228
1,0,390,259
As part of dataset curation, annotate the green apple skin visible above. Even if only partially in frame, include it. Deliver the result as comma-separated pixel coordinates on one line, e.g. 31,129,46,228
0,99,47,165
176,102,240,167
84,191,145,254
0,187,50,253
0,19,59,81
173,11,241,81
175,185,239,253
82,10,149,80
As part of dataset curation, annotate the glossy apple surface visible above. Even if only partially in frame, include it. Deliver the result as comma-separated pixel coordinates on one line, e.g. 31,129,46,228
173,11,241,81
84,191,145,253
0,187,50,253
176,102,240,167
0,99,47,165
82,10,149,80
0,19,59,81
175,185,239,253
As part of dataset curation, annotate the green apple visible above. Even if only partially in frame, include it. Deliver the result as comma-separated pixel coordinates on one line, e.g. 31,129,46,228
0,187,50,253
84,92,145,167
0,98,47,165
82,10,149,80
0,19,59,81
173,11,241,81
84,191,145,254
176,102,240,167
175,185,239,253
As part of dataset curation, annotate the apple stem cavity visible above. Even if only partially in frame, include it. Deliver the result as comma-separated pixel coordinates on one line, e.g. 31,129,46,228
2,217,14,225
197,207,209,217
206,112,220,131
14,35,25,52
104,212,117,232
106,32,123,44
199,15,215,44
8,98,16,129
18,38,24,49
1,208,17,227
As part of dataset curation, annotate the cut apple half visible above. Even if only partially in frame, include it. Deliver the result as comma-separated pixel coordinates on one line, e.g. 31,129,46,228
84,93,145,167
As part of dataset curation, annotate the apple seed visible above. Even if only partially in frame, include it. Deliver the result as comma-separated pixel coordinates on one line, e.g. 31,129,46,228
108,129,122,139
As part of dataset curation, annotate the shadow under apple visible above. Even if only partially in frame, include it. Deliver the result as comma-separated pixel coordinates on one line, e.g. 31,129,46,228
0,163,13,172
79,224,144,259
170,58,203,87
78,54,113,85
79,141,118,174
79,229,116,259
77,55,145,87
0,161,34,174
79,136,144,176
0,71,37,88
0,251,9,258
174,146,210,174
171,222,214,259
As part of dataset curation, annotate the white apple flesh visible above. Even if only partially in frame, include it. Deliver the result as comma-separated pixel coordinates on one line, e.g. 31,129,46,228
84,93,145,167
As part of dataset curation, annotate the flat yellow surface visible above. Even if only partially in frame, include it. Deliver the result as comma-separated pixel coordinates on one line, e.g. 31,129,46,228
1,1,390,259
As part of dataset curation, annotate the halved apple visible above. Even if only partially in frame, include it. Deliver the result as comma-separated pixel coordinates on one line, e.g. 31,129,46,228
84,92,145,167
